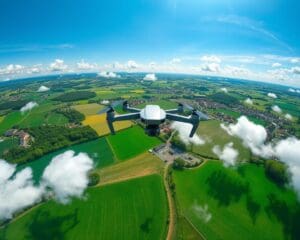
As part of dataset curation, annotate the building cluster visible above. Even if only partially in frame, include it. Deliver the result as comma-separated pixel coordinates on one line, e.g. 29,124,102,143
4,129,32,147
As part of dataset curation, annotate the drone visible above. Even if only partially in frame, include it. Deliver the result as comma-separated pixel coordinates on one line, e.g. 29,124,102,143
98,100,209,137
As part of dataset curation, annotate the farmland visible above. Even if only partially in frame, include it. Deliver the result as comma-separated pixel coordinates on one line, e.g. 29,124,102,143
107,126,162,161
0,174,168,240
16,138,115,182
82,114,132,136
173,161,300,240
72,103,104,116
191,120,251,161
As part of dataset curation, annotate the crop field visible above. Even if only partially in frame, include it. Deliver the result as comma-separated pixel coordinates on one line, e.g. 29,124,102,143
173,161,300,240
16,138,115,182
192,120,251,161
97,152,164,185
0,175,168,240
0,116,4,123
137,99,177,109
82,114,132,136
107,126,162,161
72,103,104,116
0,112,24,135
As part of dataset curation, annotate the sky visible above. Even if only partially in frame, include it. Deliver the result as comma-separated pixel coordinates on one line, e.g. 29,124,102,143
0,0,300,87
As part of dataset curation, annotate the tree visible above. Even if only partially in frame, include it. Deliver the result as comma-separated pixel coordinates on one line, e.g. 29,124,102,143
173,158,186,170
265,159,290,186
88,172,100,186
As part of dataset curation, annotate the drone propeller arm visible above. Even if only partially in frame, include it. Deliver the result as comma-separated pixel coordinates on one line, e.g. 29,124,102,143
125,107,141,113
112,112,140,121
165,113,193,123
165,108,179,113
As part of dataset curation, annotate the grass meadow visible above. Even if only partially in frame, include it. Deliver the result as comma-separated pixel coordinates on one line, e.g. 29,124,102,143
173,161,300,240
0,175,168,240
107,126,162,161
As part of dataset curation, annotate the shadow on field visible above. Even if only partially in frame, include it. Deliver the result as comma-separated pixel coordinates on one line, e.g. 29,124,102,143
246,194,261,224
205,170,249,206
266,194,300,240
140,217,153,233
25,208,79,240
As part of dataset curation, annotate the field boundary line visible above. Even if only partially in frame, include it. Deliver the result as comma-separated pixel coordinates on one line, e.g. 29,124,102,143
105,137,119,163
183,216,207,240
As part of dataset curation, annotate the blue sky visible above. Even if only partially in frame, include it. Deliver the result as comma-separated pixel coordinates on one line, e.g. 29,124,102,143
0,0,300,86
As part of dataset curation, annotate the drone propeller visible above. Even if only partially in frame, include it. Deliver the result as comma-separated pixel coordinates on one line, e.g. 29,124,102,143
97,100,124,114
181,102,209,120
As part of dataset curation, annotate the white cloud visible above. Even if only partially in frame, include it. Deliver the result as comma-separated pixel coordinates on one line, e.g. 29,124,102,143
127,60,138,69
244,98,253,105
76,60,97,70
170,58,181,64
0,160,43,220
49,59,67,72
291,58,299,64
272,105,282,113
42,151,93,204
201,63,220,72
274,138,300,197
288,88,296,93
0,64,25,76
171,122,205,145
143,73,157,81
272,62,282,68
220,87,228,93
267,92,277,98
221,116,273,158
192,203,212,223
20,101,38,113
37,85,50,92
285,114,293,120
213,142,239,167
292,67,300,74
201,55,221,63
98,71,120,78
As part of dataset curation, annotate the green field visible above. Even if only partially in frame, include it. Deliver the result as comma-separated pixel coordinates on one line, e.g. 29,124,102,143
107,126,162,161
137,100,177,109
17,138,115,182
0,174,168,240
173,161,300,240
0,137,19,153
192,120,251,161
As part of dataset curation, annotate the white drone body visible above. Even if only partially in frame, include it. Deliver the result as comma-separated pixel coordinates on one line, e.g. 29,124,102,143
98,101,209,137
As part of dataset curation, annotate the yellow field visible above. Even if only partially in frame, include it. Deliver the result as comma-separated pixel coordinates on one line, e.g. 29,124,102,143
97,152,164,186
72,103,104,116
0,116,4,123
94,90,114,94
82,114,132,136
130,89,145,94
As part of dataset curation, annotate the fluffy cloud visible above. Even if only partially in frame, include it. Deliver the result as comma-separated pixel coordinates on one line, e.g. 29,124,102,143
0,151,93,220
272,62,282,68
49,59,67,72
285,113,293,120
291,58,299,64
0,160,43,220
37,85,50,92
201,63,220,72
143,73,157,81
244,98,253,105
0,64,25,76
213,142,239,167
192,203,212,223
201,55,221,63
221,116,273,158
20,101,38,113
274,138,300,197
171,122,205,145
42,151,93,204
127,60,138,69
98,71,120,78
77,60,97,70
288,88,296,93
272,105,282,113
267,92,277,98
220,87,228,93
292,67,300,74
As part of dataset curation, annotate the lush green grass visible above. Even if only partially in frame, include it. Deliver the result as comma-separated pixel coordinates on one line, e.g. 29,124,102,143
0,137,19,153
0,112,24,135
137,100,177,109
17,138,115,182
0,174,168,240
107,126,161,161
192,120,251,161
173,161,300,240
